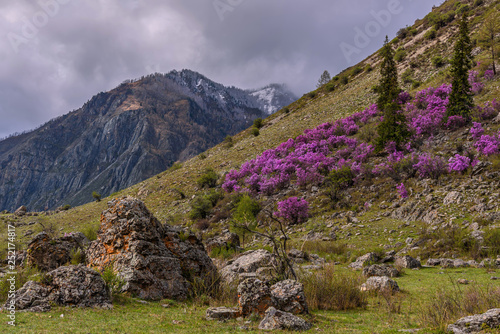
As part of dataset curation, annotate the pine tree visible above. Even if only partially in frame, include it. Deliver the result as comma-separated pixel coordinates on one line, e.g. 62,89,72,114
316,70,331,88
375,36,409,151
447,14,474,119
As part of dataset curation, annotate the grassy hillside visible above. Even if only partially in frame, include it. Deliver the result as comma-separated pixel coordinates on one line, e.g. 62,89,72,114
1,0,500,333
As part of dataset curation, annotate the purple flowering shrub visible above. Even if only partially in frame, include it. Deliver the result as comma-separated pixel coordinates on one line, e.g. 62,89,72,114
445,116,467,130
413,153,447,179
274,197,309,225
406,84,451,135
396,183,408,199
475,99,500,120
469,70,485,95
474,135,500,156
484,69,495,81
448,154,471,173
470,122,485,140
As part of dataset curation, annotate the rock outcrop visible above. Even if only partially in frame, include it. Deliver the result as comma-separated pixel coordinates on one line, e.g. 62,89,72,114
85,197,217,300
25,232,88,272
4,265,112,312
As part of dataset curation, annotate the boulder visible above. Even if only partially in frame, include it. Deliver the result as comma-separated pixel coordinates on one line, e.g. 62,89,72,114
204,232,240,254
448,308,500,334
348,252,379,270
238,278,276,317
360,276,400,293
270,280,308,315
85,197,217,301
25,232,88,272
220,249,277,284
4,265,112,312
206,307,240,321
362,264,400,278
258,307,312,331
395,255,421,269
14,206,27,217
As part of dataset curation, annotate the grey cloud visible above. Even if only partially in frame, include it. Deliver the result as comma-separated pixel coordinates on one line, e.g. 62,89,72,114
0,0,441,139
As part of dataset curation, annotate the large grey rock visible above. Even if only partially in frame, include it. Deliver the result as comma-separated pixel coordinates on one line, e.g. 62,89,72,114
220,249,277,284
270,280,308,315
360,276,400,293
85,197,217,301
258,307,312,331
25,232,88,272
4,265,112,312
348,252,379,270
395,256,421,269
238,278,276,317
447,308,500,333
363,264,400,278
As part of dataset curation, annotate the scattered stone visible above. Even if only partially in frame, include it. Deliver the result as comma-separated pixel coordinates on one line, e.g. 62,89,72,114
14,206,27,217
220,249,277,284
348,252,379,270
258,307,312,331
85,197,217,301
363,264,399,278
453,259,469,268
25,232,88,272
457,279,470,285
395,256,421,269
4,265,112,312
447,308,500,334
360,276,400,293
206,307,240,321
443,192,462,206
270,280,308,315
238,279,276,317
491,277,500,280
205,232,240,254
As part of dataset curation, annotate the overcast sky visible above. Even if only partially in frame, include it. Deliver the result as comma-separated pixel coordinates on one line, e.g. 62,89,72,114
0,0,443,139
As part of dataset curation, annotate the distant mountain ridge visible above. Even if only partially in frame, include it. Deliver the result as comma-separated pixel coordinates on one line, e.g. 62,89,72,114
0,70,297,211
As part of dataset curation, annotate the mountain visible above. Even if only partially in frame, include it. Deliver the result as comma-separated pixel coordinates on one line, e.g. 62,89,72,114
0,70,297,211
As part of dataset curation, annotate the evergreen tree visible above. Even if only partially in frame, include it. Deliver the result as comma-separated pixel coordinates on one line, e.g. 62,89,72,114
447,14,474,119
316,70,331,88
375,36,410,151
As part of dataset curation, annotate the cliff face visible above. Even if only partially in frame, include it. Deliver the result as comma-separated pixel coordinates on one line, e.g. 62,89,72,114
0,70,296,211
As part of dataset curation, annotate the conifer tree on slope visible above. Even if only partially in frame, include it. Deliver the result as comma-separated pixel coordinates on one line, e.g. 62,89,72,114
376,36,409,151
447,14,473,119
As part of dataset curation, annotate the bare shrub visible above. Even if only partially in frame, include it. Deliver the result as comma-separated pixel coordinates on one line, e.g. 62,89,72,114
300,264,367,311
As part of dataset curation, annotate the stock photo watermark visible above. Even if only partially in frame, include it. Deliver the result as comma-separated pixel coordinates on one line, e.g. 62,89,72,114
213,0,246,22
7,0,72,53
5,224,17,326
340,0,412,64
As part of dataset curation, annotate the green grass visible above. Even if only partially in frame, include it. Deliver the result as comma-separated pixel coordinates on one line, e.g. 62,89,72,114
1,266,498,333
